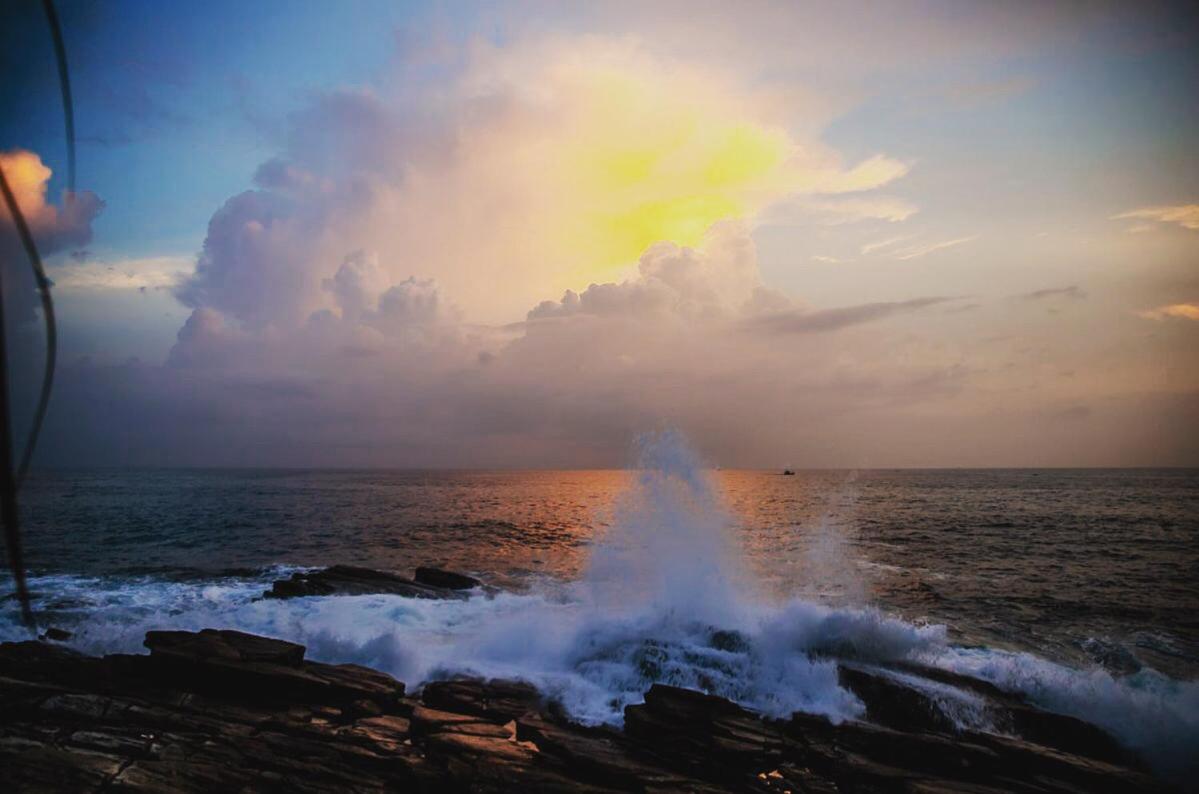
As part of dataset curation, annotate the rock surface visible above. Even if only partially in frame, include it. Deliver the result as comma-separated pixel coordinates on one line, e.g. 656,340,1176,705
264,565,473,600
414,566,483,591
0,628,1174,792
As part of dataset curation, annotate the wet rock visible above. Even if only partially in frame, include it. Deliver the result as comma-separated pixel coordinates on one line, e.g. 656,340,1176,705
861,661,1138,767
264,564,471,600
421,677,543,722
517,713,693,789
137,628,405,706
414,566,482,590
146,628,306,665
0,639,90,689
0,628,1175,793
37,626,73,642
839,664,972,734
625,684,785,783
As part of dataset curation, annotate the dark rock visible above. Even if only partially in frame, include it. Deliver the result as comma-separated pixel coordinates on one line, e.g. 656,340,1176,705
146,628,306,666
414,565,482,590
137,628,404,706
0,628,1175,793
838,663,965,734
846,661,1138,767
517,713,693,789
264,564,470,600
38,626,73,642
0,639,90,688
421,677,543,722
624,684,785,784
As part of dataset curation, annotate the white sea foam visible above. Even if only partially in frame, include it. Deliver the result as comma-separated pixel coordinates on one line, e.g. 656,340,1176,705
1,571,946,725
933,645,1199,779
1,432,1195,781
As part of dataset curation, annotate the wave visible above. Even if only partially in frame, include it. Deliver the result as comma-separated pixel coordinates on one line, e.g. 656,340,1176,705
1,431,1195,782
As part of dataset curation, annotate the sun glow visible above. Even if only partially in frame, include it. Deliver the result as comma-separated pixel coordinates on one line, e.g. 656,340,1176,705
575,115,791,271
454,42,905,290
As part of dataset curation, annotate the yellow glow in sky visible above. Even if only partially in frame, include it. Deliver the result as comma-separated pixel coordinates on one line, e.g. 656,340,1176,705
556,67,794,281
392,39,908,320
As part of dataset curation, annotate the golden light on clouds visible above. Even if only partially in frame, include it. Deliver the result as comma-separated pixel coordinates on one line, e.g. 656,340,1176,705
0,148,100,251
552,58,799,278
441,38,910,298
0,149,53,219
1140,303,1199,321
1112,204,1199,231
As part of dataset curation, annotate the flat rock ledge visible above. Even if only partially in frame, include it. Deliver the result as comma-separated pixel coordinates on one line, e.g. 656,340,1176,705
264,565,482,599
0,629,1173,793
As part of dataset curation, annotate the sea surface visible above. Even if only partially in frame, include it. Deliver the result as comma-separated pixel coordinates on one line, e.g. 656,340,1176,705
3,441,1197,778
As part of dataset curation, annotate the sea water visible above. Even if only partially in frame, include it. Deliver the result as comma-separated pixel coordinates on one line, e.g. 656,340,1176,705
3,435,1197,778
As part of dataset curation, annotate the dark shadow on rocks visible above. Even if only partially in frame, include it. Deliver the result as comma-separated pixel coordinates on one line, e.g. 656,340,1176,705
264,564,473,600
0,628,1175,793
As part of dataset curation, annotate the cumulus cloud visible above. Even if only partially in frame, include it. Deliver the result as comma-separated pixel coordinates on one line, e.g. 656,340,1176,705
527,222,767,323
1,150,106,334
1112,204,1199,231
174,188,332,329
0,149,104,257
171,36,910,330
44,212,995,467
136,32,930,467
35,31,1197,469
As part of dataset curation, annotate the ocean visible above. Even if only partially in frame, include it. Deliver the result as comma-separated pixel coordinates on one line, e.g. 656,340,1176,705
3,436,1197,777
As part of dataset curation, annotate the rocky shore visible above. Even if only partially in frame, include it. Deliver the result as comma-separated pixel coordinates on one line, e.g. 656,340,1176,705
263,564,483,599
0,567,1176,792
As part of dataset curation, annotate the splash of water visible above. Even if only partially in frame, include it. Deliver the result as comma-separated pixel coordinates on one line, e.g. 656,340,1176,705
584,430,746,623
2,432,1195,779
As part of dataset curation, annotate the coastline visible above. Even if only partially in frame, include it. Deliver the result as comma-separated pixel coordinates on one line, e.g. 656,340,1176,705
0,566,1178,793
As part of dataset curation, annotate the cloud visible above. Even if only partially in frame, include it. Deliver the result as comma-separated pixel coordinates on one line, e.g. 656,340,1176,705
0,149,104,256
0,150,106,328
46,218,991,467
1112,204,1199,231
170,36,909,328
31,26,1199,468
892,235,977,260
527,222,769,323
57,35,965,468
743,297,953,335
1139,303,1199,321
1017,286,1086,301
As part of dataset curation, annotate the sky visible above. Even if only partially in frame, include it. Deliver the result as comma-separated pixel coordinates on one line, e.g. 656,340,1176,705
0,0,1197,468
